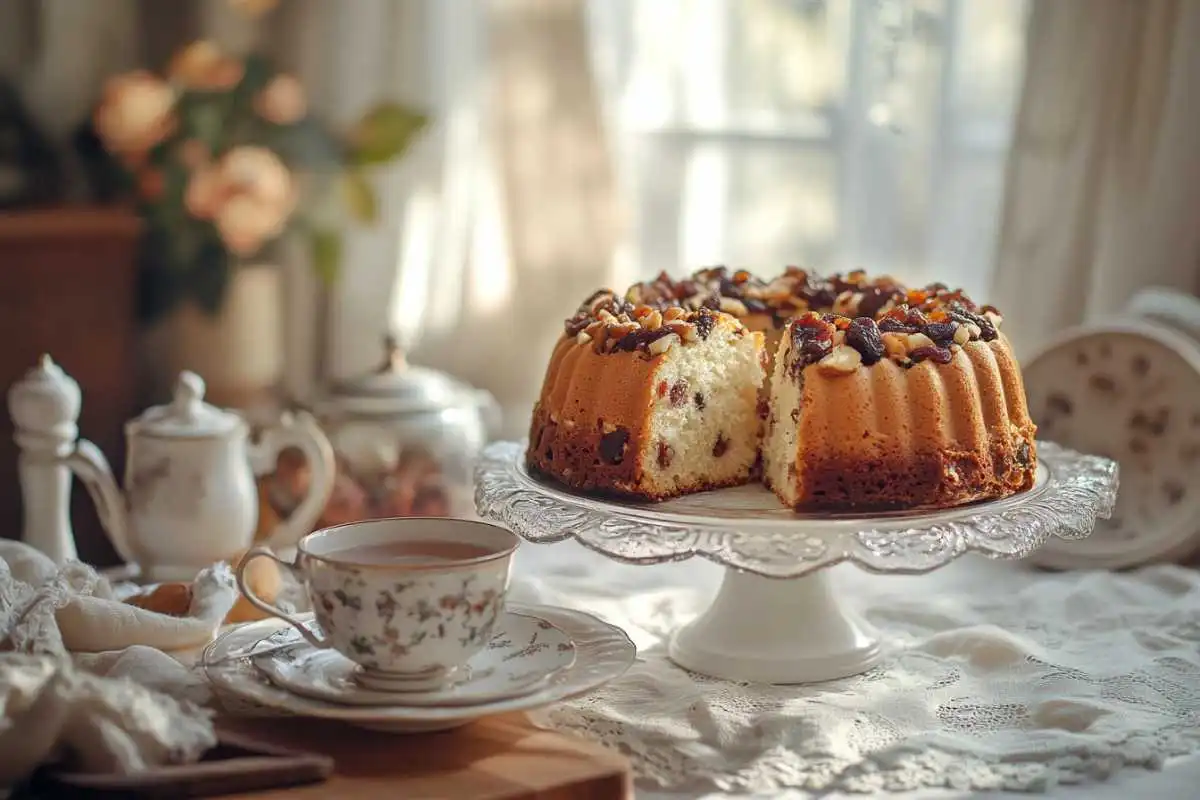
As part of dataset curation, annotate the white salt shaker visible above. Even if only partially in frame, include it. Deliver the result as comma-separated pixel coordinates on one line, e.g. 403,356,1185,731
7,355,81,563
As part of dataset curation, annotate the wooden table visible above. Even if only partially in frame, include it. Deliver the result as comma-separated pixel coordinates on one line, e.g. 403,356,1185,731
217,713,632,800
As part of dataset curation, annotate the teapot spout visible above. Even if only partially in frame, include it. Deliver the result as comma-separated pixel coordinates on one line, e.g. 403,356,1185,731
65,439,139,566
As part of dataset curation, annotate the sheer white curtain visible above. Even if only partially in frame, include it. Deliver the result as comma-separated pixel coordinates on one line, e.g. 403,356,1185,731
587,0,1029,298
387,0,1032,438
992,0,1200,356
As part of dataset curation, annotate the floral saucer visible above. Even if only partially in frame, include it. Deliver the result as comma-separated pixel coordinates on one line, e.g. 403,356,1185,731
202,603,636,733
252,610,576,707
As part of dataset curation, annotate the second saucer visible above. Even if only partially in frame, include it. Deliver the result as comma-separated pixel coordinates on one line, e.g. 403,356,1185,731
253,609,576,707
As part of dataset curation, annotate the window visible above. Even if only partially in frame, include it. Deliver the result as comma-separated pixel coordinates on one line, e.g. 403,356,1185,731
587,0,1029,298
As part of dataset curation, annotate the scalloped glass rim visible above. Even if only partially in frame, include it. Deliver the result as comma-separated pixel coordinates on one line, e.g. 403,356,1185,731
474,440,1119,579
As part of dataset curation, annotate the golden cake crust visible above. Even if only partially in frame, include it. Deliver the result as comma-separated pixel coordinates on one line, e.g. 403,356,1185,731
771,337,1036,510
529,268,1037,512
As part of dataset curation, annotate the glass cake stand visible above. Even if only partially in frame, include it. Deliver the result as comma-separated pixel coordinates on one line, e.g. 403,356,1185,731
475,441,1119,685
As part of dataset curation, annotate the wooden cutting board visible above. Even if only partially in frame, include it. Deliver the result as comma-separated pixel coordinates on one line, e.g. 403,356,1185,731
215,713,632,800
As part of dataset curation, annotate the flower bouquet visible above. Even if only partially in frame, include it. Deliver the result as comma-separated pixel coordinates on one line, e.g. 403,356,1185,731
79,40,426,324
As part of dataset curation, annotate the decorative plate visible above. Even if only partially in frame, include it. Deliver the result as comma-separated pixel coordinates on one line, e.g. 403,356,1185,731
475,441,1118,579
1022,319,1200,569
202,603,635,734
252,610,576,707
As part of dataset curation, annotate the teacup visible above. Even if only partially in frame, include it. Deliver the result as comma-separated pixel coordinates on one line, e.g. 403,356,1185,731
237,517,519,692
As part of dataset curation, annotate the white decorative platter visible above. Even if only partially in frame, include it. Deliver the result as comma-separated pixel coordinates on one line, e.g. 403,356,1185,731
252,610,576,707
476,440,1117,579
1023,319,1200,569
475,440,1117,684
202,603,635,733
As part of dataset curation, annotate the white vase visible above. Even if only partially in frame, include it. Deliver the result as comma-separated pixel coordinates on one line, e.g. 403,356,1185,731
146,264,285,410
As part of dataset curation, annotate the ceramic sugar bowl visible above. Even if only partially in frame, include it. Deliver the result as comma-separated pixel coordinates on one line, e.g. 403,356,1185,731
64,371,336,581
264,336,500,528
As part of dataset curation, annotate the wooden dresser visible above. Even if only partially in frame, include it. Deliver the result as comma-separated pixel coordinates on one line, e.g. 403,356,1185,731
0,207,140,566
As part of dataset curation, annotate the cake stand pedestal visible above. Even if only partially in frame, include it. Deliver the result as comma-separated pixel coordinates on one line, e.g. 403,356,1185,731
475,441,1119,685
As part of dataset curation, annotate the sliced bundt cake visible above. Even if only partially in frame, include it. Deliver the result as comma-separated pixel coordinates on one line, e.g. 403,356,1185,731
529,268,1037,511
528,291,766,500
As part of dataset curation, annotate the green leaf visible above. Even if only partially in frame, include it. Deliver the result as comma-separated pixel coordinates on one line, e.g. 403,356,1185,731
349,103,428,166
310,229,342,285
340,170,378,224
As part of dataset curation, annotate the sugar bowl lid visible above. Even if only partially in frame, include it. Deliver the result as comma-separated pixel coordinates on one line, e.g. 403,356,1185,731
129,371,243,437
322,335,478,416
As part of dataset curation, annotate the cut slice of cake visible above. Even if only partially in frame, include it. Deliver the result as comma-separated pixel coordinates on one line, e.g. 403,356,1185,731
763,308,1036,511
528,294,766,500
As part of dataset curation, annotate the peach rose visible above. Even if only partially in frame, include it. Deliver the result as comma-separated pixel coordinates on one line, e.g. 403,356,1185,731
255,74,307,125
215,194,291,257
169,41,244,91
93,71,176,160
193,146,296,256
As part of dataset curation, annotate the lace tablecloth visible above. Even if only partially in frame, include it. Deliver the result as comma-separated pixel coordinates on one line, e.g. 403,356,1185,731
508,540,1200,798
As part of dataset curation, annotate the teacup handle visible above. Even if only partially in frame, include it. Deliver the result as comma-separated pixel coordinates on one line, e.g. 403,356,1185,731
235,547,329,650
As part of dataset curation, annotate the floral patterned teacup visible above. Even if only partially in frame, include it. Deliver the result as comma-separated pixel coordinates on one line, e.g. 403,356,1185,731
237,517,518,692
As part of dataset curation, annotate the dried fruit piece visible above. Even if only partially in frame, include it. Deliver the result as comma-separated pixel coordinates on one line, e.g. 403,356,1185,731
599,428,630,464
669,380,688,407
845,317,885,365
657,441,674,468
712,435,730,458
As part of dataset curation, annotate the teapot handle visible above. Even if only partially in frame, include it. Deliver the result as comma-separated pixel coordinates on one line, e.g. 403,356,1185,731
249,411,336,551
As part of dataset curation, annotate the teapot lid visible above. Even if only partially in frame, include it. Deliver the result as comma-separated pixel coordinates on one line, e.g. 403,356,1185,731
324,335,473,416
130,372,244,437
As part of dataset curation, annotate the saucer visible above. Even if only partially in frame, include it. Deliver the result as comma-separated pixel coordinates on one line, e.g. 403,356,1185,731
202,603,636,733
251,610,576,707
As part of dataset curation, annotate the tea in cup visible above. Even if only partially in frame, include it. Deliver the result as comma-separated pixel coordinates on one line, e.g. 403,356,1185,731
237,517,519,692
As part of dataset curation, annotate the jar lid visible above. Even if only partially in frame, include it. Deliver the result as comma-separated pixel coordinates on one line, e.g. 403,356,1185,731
324,335,474,416
129,371,243,437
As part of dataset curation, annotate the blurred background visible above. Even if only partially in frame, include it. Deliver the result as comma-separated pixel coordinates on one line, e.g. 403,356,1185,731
0,0,1196,566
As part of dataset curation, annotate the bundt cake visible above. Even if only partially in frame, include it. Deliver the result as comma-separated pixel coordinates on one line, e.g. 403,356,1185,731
527,293,766,499
527,267,1037,511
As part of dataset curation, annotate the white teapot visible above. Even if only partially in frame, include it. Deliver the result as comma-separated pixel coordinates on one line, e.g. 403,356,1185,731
64,371,336,581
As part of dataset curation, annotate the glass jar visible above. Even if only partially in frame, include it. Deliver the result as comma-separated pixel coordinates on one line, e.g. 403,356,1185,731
262,337,500,529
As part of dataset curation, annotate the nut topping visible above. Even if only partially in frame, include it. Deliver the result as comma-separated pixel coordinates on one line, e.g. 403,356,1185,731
818,344,863,376
648,333,679,355
906,332,935,351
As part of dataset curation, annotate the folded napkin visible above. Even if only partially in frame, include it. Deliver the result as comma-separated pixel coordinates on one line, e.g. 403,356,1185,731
0,541,238,789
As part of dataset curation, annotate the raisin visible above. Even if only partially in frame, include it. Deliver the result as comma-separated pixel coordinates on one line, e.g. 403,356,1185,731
878,317,918,334
903,307,931,328
694,392,706,410
657,381,668,398
789,319,835,374
924,322,957,345
909,345,953,365
757,398,770,419
845,317,885,365
694,308,716,338
712,435,729,458
598,428,630,464
857,285,899,319
1016,440,1032,466
657,441,674,468
669,380,689,406
790,407,800,423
